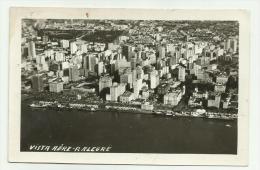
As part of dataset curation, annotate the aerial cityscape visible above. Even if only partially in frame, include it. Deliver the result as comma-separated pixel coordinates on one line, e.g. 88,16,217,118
21,19,239,119
20,19,239,153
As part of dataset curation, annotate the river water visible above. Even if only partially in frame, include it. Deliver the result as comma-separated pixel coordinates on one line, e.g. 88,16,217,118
21,103,237,154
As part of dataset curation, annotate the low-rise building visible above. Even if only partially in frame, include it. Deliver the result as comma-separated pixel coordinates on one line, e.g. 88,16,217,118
216,74,228,84
157,83,170,95
207,94,221,108
163,90,182,106
141,102,154,111
119,91,135,103
214,84,226,93
49,81,63,93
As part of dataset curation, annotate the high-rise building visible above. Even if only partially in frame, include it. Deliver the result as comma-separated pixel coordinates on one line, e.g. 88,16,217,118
120,69,133,88
44,49,54,59
69,65,80,82
186,47,195,59
82,54,88,76
130,56,137,70
175,50,181,64
132,69,137,83
169,53,178,66
36,54,46,65
115,58,131,71
42,35,49,43
83,54,97,73
80,43,88,53
150,71,159,89
97,62,104,76
70,42,77,54
28,41,36,60
99,75,112,93
21,46,29,59
60,39,70,49
122,44,134,61
166,44,175,53
55,52,65,62
158,46,166,59
231,38,238,54
31,75,44,92
178,65,186,82
136,66,144,80
225,39,231,51
89,55,97,72
132,78,142,98
109,82,126,101
49,63,61,73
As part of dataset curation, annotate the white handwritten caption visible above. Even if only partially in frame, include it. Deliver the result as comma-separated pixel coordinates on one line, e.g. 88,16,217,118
29,144,112,152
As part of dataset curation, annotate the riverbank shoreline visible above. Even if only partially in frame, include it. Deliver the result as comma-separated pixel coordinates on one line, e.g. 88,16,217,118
28,100,237,120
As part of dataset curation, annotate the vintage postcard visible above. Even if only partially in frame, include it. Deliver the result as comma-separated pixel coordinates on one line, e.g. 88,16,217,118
9,7,250,165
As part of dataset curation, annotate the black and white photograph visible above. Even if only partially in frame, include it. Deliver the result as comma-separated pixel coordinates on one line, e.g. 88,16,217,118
20,18,239,154
8,7,250,165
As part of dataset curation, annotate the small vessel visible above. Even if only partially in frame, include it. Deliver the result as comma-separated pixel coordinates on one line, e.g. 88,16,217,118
154,111,163,115
90,107,96,111
225,124,232,128
29,103,46,108
165,113,172,116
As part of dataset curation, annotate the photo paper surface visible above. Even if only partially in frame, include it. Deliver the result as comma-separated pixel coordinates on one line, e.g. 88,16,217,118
9,7,250,165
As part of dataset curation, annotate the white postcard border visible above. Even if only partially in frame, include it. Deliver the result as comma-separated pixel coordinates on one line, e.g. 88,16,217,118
8,7,250,165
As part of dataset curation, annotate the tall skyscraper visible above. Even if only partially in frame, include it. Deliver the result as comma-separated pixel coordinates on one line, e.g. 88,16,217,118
158,46,166,59
88,55,97,72
70,42,77,54
120,68,133,88
97,61,104,76
231,38,238,54
99,75,112,92
110,83,126,102
178,65,186,82
69,65,80,82
82,54,88,68
122,44,134,61
169,53,178,66
130,56,137,70
36,54,46,65
225,38,231,51
83,54,97,73
28,41,36,60
132,78,142,98
42,35,49,44
136,66,144,80
115,58,131,71
150,71,159,89
31,75,44,92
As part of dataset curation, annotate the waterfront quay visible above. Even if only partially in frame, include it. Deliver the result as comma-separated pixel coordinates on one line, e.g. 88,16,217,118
22,90,238,120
